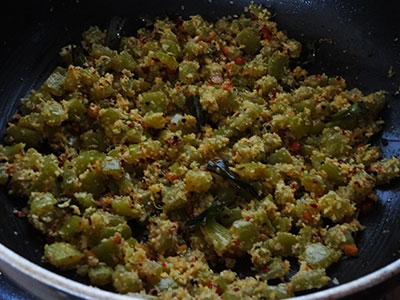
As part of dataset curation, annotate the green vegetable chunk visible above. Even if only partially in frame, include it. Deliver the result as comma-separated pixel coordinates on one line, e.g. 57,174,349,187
201,218,233,255
290,268,330,292
44,242,83,269
88,264,114,286
300,243,341,269
29,192,57,216
112,265,142,294
236,28,261,55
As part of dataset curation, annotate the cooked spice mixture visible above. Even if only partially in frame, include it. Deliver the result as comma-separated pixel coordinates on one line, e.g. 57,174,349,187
1,4,399,299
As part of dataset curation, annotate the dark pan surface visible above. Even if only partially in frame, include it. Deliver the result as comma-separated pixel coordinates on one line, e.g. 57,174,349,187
1,0,400,298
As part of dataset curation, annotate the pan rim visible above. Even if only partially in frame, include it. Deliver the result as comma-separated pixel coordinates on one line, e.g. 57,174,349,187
0,242,399,300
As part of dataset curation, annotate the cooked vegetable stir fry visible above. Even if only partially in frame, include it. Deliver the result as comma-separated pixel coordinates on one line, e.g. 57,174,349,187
1,4,399,299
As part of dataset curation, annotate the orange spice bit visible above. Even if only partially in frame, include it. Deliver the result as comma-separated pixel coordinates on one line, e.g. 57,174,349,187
87,103,100,119
234,56,245,65
303,210,313,223
343,244,358,257
176,244,188,254
261,25,272,41
113,235,122,245
289,140,301,154
221,46,230,56
165,172,179,181
222,81,233,91
204,31,217,43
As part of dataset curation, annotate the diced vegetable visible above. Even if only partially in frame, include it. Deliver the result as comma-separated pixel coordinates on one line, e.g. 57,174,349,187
88,264,114,286
236,28,261,55
112,265,142,294
290,268,330,291
201,218,233,255
44,242,83,269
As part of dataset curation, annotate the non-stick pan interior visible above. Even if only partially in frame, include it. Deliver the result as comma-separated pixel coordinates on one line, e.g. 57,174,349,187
1,0,400,297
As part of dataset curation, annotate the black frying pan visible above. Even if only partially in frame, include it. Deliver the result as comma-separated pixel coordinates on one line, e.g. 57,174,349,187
0,0,400,299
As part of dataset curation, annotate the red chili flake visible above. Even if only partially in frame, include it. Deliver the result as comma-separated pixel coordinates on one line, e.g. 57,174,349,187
338,159,344,164
216,285,223,296
289,140,301,154
312,178,318,184
210,74,224,85
290,182,297,189
246,216,251,221
113,235,121,244
377,165,384,173
261,25,272,41
128,123,134,128
58,158,66,167
162,263,167,268
222,82,233,91
206,281,214,289
263,266,270,273
316,74,322,80
303,211,313,223
85,251,96,260
234,56,245,65
259,234,267,241
342,130,347,136
336,76,342,81
190,264,195,268
310,203,318,208
6,166,15,175
221,46,230,56
166,173,179,181
13,210,26,218
354,181,361,187
167,135,182,147
67,165,73,169
234,240,241,246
